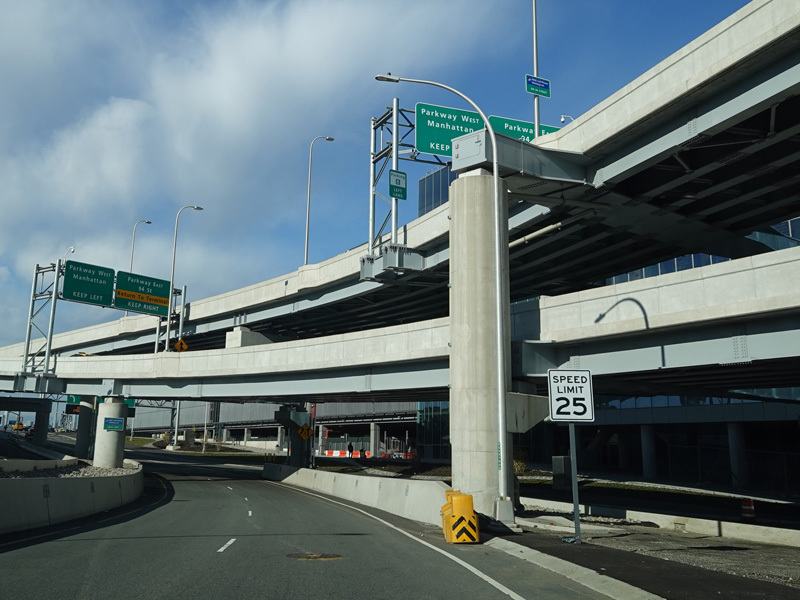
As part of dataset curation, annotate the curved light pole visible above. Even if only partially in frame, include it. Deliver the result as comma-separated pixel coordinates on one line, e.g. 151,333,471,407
375,74,512,518
164,206,202,352
127,220,152,316
304,135,334,266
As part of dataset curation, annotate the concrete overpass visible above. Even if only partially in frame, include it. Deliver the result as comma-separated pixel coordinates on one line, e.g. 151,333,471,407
2,0,800,515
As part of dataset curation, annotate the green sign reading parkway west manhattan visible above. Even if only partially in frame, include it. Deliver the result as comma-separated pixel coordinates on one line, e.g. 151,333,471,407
415,103,560,157
62,261,115,307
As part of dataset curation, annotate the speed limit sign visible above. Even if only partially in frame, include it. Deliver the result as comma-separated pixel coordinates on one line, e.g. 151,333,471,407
547,369,595,422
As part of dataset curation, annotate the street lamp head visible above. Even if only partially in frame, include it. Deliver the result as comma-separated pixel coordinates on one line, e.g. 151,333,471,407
375,73,400,83
144,220,152,224
560,115,574,123
192,206,203,211
325,137,334,141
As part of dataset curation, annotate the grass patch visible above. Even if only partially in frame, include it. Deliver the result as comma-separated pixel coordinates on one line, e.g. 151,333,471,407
125,437,157,447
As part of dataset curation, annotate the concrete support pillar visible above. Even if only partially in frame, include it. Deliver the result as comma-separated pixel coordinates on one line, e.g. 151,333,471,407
32,411,48,445
222,428,230,442
75,399,95,459
277,426,285,449
370,422,381,458
618,431,632,471
449,170,510,517
641,424,657,480
728,422,748,489
317,425,328,453
243,428,251,444
94,397,127,469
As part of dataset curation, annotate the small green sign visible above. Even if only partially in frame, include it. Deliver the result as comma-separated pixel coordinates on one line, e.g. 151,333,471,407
62,261,115,307
115,271,170,317
526,74,551,98
389,169,407,200
103,417,124,431
66,395,82,405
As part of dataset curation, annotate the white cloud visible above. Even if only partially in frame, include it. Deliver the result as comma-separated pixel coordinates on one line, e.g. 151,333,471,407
0,0,514,348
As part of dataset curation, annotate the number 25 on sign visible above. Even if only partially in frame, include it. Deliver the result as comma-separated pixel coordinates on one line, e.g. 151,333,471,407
547,369,595,422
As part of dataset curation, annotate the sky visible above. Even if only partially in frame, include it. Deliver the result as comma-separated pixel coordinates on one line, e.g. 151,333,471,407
0,0,752,349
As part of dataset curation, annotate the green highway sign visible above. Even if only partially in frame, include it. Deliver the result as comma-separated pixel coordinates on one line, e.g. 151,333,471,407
416,103,485,156
66,395,82,405
103,417,125,431
526,74,551,98
389,169,407,200
62,261,115,307
416,102,560,157
115,271,170,317
488,116,560,143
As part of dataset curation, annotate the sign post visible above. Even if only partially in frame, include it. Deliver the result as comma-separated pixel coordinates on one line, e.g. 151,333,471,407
547,369,595,543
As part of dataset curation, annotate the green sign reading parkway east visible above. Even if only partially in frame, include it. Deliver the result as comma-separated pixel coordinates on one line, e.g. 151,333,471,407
62,261,115,307
415,103,560,157
115,271,170,317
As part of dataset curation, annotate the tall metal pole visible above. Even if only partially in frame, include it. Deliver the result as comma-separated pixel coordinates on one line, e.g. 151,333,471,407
368,118,377,254
127,220,151,316
375,74,511,512
391,97,399,245
304,136,334,266
44,259,62,374
164,206,202,352
533,0,540,138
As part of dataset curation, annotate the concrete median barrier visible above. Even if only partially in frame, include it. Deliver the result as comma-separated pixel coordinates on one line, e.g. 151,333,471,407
0,458,144,535
262,463,450,526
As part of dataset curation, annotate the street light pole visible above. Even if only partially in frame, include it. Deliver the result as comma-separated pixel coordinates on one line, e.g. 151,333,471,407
304,136,334,266
127,220,152,316
164,206,202,352
375,74,512,518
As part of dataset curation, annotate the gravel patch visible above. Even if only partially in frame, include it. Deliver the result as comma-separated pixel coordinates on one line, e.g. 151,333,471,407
0,463,139,479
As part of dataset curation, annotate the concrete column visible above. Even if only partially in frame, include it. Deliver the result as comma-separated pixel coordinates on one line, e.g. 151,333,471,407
317,425,328,453
32,410,48,445
618,431,632,471
449,170,511,517
277,426,285,449
75,399,95,459
222,428,230,442
94,398,127,469
243,428,251,444
728,422,748,489
641,424,657,480
370,422,381,458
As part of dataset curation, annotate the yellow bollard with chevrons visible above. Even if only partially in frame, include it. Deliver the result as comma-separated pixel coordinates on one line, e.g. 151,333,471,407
440,490,479,543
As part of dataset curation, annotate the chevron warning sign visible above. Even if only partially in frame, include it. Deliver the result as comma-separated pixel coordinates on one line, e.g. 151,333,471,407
452,515,478,542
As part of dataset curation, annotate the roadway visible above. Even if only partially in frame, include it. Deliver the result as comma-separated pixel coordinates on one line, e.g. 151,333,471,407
0,449,615,600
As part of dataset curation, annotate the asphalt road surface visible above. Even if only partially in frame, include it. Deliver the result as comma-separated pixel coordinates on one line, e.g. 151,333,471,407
0,450,616,600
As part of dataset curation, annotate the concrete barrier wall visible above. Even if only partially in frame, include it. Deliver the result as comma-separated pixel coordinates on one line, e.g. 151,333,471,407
263,464,450,526
0,459,144,535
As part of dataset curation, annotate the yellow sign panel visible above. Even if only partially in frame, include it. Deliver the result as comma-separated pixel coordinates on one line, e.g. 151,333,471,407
174,339,189,352
115,288,169,307
297,424,313,440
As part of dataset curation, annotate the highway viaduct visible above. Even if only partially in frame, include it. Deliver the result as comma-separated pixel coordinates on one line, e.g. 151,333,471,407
2,0,800,518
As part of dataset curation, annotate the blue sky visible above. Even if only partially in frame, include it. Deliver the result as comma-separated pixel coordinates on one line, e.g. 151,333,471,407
0,0,751,349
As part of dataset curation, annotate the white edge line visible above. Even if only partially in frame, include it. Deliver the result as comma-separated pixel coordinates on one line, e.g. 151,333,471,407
267,482,526,600
484,538,664,600
217,538,237,553
248,510,252,517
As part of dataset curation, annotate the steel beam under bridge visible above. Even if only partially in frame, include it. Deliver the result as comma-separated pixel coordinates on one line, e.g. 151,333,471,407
514,311,800,401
